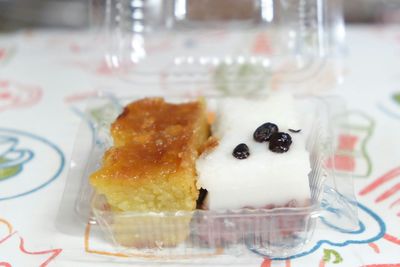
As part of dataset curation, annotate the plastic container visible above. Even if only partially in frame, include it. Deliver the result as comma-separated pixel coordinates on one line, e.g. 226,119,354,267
56,94,358,259
56,0,355,261
90,0,345,93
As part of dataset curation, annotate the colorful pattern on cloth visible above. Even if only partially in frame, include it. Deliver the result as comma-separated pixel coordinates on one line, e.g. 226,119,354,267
0,26,400,266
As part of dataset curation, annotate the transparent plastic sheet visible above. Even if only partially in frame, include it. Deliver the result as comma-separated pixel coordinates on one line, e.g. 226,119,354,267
56,93,358,259
318,97,358,233
89,0,345,93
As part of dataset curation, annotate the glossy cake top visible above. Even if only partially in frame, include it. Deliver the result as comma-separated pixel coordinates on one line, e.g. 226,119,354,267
92,98,207,185
111,98,204,147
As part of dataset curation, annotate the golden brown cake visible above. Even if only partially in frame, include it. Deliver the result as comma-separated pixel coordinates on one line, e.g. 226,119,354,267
90,98,209,247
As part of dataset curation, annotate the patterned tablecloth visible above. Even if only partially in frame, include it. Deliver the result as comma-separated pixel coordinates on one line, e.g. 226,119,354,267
0,25,400,266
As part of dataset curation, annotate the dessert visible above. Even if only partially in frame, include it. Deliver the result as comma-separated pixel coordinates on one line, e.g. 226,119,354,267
90,98,209,246
196,93,311,210
90,94,313,249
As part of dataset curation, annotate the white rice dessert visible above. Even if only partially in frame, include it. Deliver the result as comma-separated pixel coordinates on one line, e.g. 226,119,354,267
196,93,311,210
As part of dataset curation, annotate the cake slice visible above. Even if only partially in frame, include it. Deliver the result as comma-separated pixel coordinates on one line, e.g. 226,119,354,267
90,98,209,246
196,93,311,210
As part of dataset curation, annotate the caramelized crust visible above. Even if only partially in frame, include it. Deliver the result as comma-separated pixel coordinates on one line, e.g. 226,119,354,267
111,98,206,147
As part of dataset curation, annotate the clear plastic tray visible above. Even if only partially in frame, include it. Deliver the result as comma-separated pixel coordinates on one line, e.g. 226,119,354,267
90,0,345,92
57,94,357,259
55,0,354,260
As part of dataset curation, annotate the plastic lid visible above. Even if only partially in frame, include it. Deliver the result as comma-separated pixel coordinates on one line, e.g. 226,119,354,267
91,0,346,95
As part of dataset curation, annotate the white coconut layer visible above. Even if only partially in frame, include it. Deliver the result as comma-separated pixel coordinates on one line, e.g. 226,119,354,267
196,93,311,210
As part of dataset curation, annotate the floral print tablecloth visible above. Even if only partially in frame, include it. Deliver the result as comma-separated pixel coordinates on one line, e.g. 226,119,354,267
0,26,400,266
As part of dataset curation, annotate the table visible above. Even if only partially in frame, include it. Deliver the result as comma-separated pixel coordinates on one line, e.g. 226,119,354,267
1,25,400,266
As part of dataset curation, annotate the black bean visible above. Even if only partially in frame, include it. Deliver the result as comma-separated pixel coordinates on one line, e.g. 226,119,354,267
253,122,279,142
269,132,292,153
232,143,250,159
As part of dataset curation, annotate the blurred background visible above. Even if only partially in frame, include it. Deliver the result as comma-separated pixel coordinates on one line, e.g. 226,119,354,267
0,0,400,32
